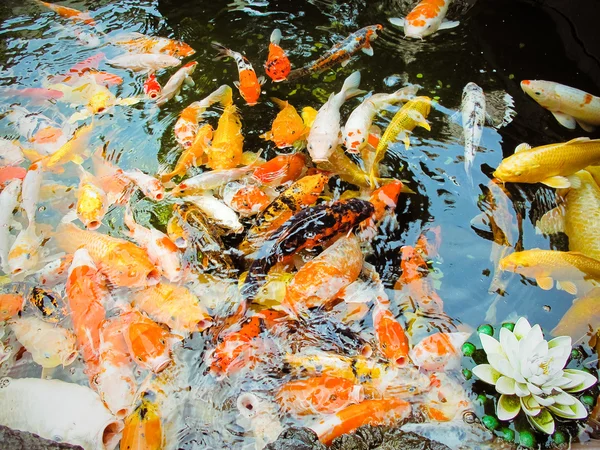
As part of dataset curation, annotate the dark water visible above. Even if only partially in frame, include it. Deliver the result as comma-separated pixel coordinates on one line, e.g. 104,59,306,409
0,0,600,448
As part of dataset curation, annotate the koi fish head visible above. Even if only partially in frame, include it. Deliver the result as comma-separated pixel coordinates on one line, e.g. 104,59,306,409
492,149,537,183
405,6,443,38
77,183,107,230
365,24,384,41
128,320,173,373
88,90,114,114
521,80,560,110
499,251,534,273
144,73,162,100
107,244,161,287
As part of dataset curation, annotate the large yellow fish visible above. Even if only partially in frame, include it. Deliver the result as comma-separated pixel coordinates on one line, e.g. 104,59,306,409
499,249,600,295
160,124,213,183
536,170,600,260
25,124,93,171
205,104,244,170
371,96,431,185
551,287,600,342
493,137,600,188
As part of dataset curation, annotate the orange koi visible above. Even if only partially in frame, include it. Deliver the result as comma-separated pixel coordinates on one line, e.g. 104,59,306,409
283,234,363,315
222,183,271,217
144,73,162,100
209,315,262,376
55,223,160,288
0,293,24,321
311,398,411,445
260,99,313,149
212,42,264,106
373,303,409,366
121,393,163,450
423,373,472,422
253,153,305,186
0,166,27,186
239,173,328,256
131,282,213,335
276,375,363,416
160,124,213,183
38,0,96,26
113,32,195,58
359,180,406,233
65,249,107,379
264,29,291,82
409,332,470,371
288,25,382,80
389,0,459,39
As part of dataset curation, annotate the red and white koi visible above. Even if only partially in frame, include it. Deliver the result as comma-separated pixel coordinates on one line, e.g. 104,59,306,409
212,42,265,106
112,32,195,58
37,0,96,26
155,61,197,107
264,29,291,82
389,0,459,39
143,73,162,100
409,331,470,371
120,169,165,201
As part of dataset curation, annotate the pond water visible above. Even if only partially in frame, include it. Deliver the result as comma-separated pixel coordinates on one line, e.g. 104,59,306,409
0,0,599,449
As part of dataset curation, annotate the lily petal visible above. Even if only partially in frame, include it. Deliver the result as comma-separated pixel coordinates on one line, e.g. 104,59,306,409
551,390,576,406
497,394,521,421
487,353,516,379
480,333,503,357
548,402,577,418
513,317,532,340
499,327,520,373
472,364,501,386
568,397,589,419
533,394,555,407
527,408,555,434
563,369,597,393
521,395,542,416
526,382,542,396
496,376,516,395
515,381,530,397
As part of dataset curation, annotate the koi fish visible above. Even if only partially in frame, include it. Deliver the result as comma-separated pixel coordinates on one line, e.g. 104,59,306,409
155,61,197,107
0,378,122,450
461,82,486,182
121,393,164,450
552,288,600,342
49,53,123,87
238,173,328,256
241,198,374,303
359,180,406,234
409,332,470,371
173,85,231,148
288,25,382,80
373,303,409,366
307,71,364,162
252,153,306,186
343,85,418,153
264,29,291,82
1,87,64,104
260,99,314,149
283,234,363,315
205,103,244,170
212,42,264,106
131,283,213,335
184,194,244,234
499,249,600,295
65,249,107,378
493,137,600,189
389,0,459,38
310,398,411,445
521,80,600,132
371,96,431,185
221,182,271,217
236,393,283,450
144,73,162,99
209,316,263,376
9,315,77,368
161,124,213,183
124,312,176,373
107,53,181,73
76,166,108,230
0,139,24,167
276,375,363,416
37,0,96,26
0,179,22,273
28,286,63,321
0,293,24,321
120,169,165,201
317,146,392,189
112,32,195,58
124,205,182,283
56,223,160,287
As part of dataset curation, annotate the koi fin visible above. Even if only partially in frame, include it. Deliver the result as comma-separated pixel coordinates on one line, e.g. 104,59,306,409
576,120,597,133
401,130,411,150
438,20,460,30
514,143,531,153
22,148,45,163
258,76,267,85
389,17,405,28
557,280,577,295
233,81,240,89
68,111,91,123
536,276,554,290
269,97,288,110
362,45,374,56
565,137,590,144
341,59,351,68
535,206,565,235
339,71,365,101
551,111,577,129
270,28,282,45
540,176,570,189
184,77,195,87
211,42,232,60
409,110,431,131
117,97,141,106
259,131,273,141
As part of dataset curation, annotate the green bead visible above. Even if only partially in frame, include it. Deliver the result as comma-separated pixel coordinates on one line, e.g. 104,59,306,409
552,431,567,445
571,348,583,359
462,368,472,380
462,342,476,357
501,322,515,332
499,427,515,442
478,324,494,336
476,394,488,404
582,394,595,406
519,430,536,448
482,415,499,431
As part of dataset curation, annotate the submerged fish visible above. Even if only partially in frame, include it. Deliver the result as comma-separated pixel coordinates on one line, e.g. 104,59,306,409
144,73,162,100
493,137,600,188
212,42,264,106
264,29,291,82
155,61,197,106
288,26,382,80
205,103,244,170
121,392,164,450
161,124,213,182
373,303,410,366
252,153,306,186
112,32,195,58
107,53,181,73
409,332,470,371
552,287,600,342
37,0,96,26
389,0,459,38
461,82,486,181
521,79,600,132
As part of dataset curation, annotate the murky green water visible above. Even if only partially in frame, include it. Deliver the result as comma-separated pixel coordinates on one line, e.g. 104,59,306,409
1,0,599,448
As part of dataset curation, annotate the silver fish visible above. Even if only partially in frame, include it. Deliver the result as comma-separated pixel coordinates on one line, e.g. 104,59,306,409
461,82,486,182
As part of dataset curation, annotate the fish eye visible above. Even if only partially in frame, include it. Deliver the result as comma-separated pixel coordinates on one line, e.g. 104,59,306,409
328,144,332,149
535,92,541,95
514,171,522,176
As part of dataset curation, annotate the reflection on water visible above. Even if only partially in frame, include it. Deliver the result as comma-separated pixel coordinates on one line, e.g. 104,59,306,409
0,0,599,448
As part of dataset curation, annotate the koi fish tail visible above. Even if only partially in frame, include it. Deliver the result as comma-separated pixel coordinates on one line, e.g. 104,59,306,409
287,66,311,80
208,84,233,107
270,28,282,45
211,42,233,60
339,71,365,101
269,97,287,110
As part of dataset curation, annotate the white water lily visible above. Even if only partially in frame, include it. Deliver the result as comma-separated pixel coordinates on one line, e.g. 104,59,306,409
472,317,597,434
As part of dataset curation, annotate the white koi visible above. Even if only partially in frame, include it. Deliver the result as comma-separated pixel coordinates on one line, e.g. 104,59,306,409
107,53,181,72
461,82,486,182
155,61,197,107
183,194,243,233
